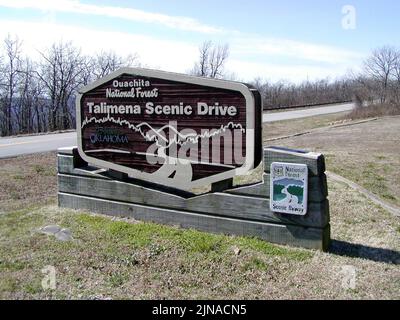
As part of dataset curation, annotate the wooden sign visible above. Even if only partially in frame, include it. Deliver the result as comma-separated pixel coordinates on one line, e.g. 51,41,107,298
270,162,308,215
76,68,262,190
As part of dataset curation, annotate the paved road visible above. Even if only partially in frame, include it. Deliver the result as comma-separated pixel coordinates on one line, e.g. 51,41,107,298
0,102,354,158
263,102,354,122
0,132,77,158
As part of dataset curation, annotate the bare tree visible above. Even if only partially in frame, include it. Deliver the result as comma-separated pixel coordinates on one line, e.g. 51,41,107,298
0,35,142,136
0,48,4,135
16,58,45,133
0,35,23,135
197,40,212,77
363,46,398,103
392,52,400,104
78,55,96,87
36,41,86,131
78,50,140,87
190,41,229,79
91,50,139,80
252,76,357,110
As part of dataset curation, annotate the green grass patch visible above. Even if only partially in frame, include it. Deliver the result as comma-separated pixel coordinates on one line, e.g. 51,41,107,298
67,211,315,269
243,257,269,272
23,280,42,295
12,174,26,180
327,159,398,205
0,207,47,238
176,229,227,254
0,277,19,293
0,259,29,272
234,236,312,261
108,272,127,288
76,213,229,255
74,212,311,260
32,164,55,176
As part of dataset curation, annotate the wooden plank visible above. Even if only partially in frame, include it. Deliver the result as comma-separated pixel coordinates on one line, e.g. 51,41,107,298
58,156,194,198
228,180,267,198
228,173,328,202
58,154,111,180
187,194,329,228
58,172,186,206
57,147,87,168
58,192,329,251
57,146,76,155
58,173,329,228
211,178,233,192
322,224,331,252
264,147,325,176
108,169,129,182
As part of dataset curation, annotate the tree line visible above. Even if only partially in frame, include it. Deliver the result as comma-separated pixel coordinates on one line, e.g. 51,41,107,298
251,77,356,110
1,36,399,137
190,41,400,110
0,35,138,136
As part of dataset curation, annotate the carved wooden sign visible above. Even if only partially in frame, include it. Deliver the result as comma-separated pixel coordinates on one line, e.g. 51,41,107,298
76,68,262,190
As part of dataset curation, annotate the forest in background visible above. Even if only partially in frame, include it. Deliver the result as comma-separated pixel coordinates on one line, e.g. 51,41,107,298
1,36,399,137
0,35,138,136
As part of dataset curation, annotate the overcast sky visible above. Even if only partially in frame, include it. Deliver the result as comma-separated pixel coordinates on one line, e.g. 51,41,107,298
0,0,398,83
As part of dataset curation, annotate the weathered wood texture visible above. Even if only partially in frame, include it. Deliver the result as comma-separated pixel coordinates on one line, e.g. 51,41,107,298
264,146,326,176
211,178,233,193
58,192,330,251
57,153,194,198
57,146,331,251
58,173,329,228
58,154,107,179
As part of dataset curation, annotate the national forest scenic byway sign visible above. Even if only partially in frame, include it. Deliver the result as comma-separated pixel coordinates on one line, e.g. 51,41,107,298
270,162,308,215
76,68,262,190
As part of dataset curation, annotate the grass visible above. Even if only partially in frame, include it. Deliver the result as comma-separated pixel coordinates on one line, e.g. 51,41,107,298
332,162,397,207
342,103,400,120
0,152,57,212
326,160,398,203
1,183,398,299
242,257,269,272
0,205,315,299
74,212,309,260
263,111,350,141
269,115,400,207
1,112,400,299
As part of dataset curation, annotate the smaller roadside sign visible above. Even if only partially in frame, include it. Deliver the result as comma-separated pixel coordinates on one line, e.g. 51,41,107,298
270,162,308,215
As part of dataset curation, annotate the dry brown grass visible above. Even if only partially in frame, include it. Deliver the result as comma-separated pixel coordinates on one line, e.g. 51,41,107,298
343,103,400,121
263,111,349,141
0,152,57,213
268,116,400,207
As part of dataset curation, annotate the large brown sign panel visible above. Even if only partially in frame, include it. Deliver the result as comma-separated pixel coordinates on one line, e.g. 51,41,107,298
77,68,261,190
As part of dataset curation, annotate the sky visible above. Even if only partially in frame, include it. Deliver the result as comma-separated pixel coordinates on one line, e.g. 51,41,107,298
0,0,399,83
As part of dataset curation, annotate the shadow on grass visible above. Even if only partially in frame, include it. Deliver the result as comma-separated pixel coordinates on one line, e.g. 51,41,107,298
329,240,400,265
